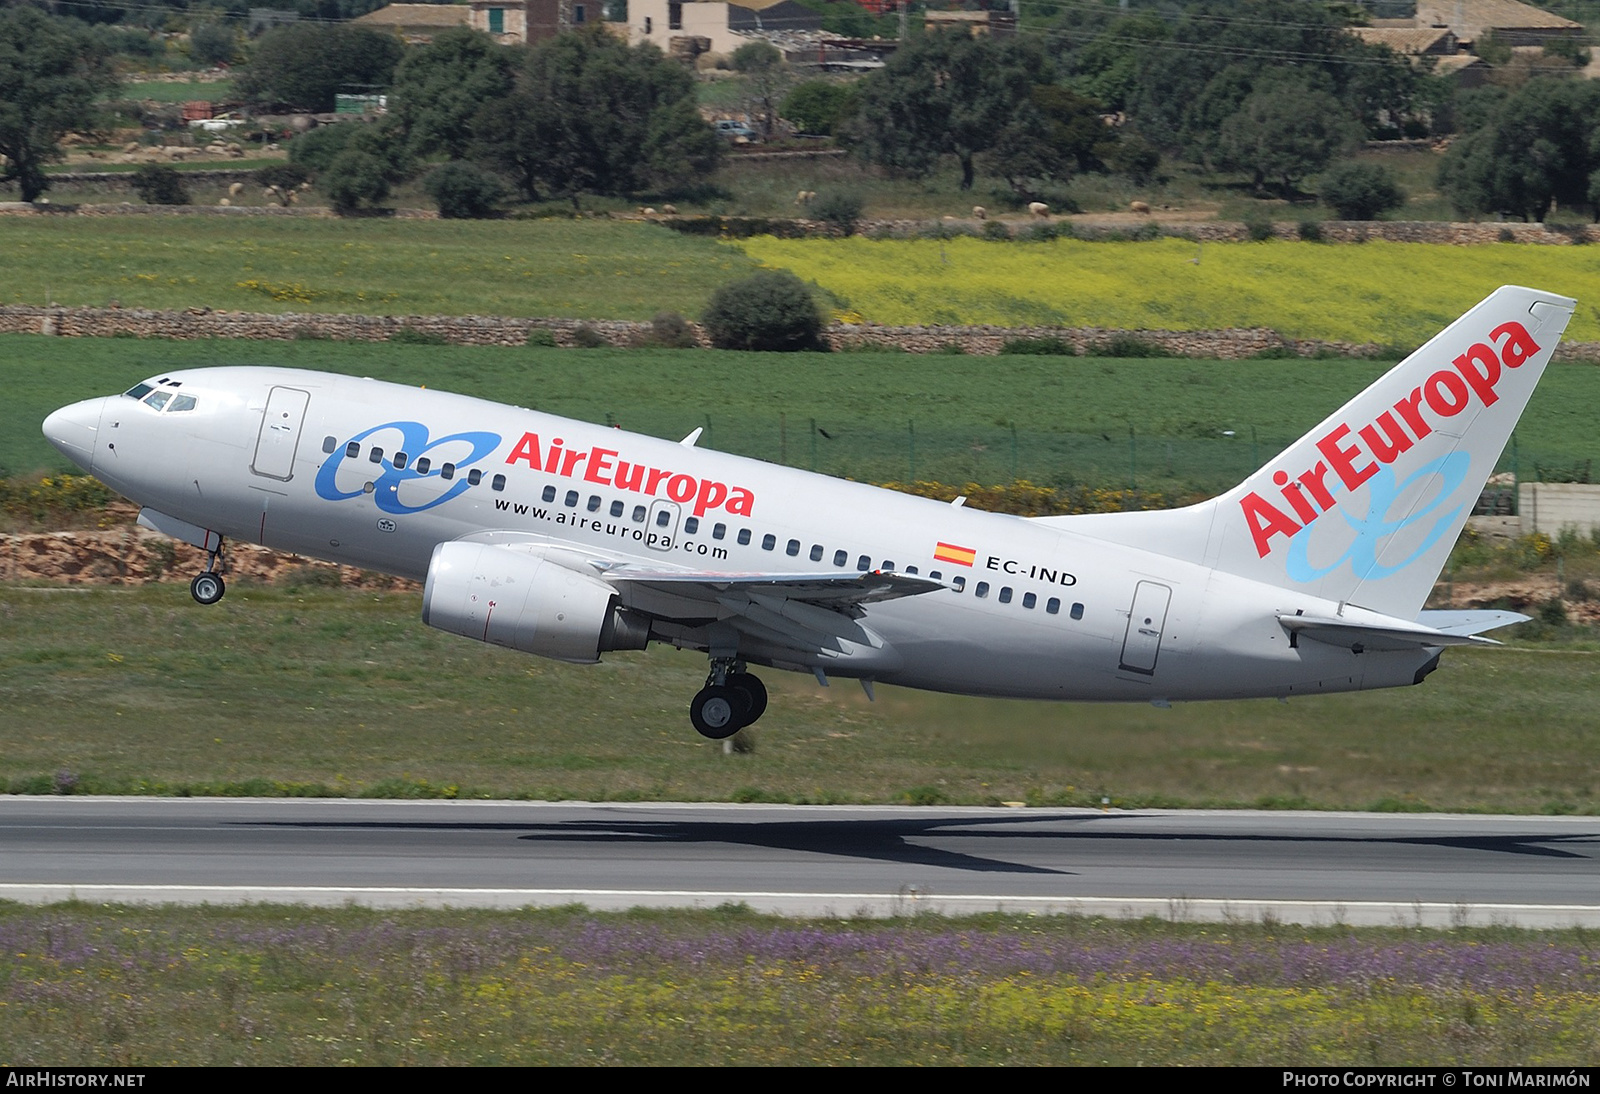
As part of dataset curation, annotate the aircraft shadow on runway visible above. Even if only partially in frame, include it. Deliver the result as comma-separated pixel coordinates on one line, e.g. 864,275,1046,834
238,813,1600,875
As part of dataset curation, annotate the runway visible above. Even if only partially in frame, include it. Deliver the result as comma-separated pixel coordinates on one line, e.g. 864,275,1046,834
2,798,1597,927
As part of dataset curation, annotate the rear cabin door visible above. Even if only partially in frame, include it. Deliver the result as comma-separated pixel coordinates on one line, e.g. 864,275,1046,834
1118,580,1172,676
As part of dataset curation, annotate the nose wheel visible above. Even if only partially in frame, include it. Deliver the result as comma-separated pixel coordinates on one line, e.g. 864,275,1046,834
189,538,227,605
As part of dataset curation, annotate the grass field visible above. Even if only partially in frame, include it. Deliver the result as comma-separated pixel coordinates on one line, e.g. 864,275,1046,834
4,903,1597,1065
0,219,759,318
738,236,1600,344
1,584,1594,813
6,333,1598,495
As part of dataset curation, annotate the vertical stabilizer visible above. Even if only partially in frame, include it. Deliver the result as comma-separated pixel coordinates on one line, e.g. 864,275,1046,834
1047,286,1575,618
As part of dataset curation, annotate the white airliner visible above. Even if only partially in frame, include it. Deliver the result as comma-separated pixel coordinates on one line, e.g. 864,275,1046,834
42,286,1573,738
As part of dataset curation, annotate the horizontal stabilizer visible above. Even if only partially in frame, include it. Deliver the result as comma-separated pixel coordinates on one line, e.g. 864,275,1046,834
1414,609,1530,636
1278,612,1497,651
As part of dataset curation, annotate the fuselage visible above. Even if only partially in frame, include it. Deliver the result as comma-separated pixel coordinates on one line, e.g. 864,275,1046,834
44,366,1438,703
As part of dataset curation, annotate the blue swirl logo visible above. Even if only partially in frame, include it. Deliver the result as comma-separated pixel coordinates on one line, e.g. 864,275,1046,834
315,421,502,515
1285,453,1469,583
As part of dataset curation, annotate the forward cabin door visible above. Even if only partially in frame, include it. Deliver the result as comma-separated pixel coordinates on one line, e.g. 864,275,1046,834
252,386,310,481
1118,580,1172,676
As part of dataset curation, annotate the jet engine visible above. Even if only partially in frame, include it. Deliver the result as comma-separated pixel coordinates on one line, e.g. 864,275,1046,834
422,541,650,663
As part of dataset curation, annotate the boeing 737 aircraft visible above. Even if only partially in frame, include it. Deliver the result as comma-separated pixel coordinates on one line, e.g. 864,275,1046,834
42,285,1574,738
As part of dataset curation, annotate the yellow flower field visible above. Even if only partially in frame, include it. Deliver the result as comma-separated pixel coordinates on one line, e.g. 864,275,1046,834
734,236,1600,344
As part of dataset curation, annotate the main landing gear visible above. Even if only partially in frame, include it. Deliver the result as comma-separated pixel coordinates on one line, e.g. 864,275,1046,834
689,659,768,739
189,538,227,605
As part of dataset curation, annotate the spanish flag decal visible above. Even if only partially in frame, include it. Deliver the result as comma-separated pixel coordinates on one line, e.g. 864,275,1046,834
933,541,977,567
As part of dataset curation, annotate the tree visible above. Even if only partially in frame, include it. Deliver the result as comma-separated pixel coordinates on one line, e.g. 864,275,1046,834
322,149,391,214
1319,161,1404,219
471,27,719,207
188,22,237,67
388,27,515,161
780,79,857,137
131,164,189,205
0,8,117,203
730,40,787,141
424,161,507,219
701,270,826,352
851,30,1048,191
1437,77,1600,221
1215,78,1358,197
237,24,404,113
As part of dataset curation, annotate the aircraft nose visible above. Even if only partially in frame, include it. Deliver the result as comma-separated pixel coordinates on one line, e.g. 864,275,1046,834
42,398,106,473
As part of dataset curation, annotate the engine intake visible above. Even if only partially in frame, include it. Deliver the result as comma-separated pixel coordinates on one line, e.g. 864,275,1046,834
422,541,650,663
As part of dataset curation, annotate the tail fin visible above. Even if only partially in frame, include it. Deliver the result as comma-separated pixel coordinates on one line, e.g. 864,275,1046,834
1045,285,1575,618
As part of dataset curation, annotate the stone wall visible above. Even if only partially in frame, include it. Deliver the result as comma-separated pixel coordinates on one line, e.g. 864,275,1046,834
6,304,1599,361
1518,483,1600,537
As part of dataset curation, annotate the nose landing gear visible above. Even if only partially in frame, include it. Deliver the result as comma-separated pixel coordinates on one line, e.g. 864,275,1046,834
689,659,768,739
189,539,227,605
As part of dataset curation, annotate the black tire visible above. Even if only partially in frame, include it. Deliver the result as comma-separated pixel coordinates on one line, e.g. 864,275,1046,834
190,571,226,605
690,685,748,739
727,672,768,724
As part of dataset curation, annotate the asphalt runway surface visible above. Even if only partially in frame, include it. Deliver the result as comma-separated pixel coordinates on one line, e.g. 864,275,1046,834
2,798,1597,926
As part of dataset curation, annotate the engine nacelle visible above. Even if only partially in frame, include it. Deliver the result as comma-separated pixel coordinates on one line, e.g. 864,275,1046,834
422,541,650,663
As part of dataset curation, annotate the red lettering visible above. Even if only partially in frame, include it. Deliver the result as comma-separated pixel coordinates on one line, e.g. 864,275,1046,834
693,478,728,517
666,473,696,503
1491,320,1540,367
1241,491,1301,558
1272,470,1317,523
1297,461,1337,510
585,448,617,486
644,467,672,495
614,460,644,492
1317,424,1377,492
1394,387,1432,441
506,432,541,469
560,448,588,476
1424,369,1470,417
544,439,563,474
1358,411,1415,464
1451,343,1501,407
727,487,755,517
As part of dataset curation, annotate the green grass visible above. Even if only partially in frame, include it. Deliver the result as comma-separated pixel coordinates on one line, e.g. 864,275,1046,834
6,333,1598,497
1,584,1595,813
5,903,1596,1065
0,218,760,318
116,78,238,104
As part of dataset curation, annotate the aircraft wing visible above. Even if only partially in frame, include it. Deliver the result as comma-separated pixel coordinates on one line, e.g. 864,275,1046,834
602,567,944,659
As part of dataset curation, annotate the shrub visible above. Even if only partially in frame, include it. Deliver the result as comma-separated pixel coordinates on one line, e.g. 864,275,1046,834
321,150,390,214
389,327,448,345
130,164,189,206
570,324,608,348
1095,335,1175,358
287,125,358,173
1297,219,1323,241
810,191,863,237
640,311,698,348
423,161,506,219
526,328,557,347
253,163,311,191
1244,215,1274,241
981,219,1011,241
1319,161,1405,220
701,270,826,351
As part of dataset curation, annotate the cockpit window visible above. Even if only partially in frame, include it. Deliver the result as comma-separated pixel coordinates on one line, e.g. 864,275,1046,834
169,394,198,412
124,383,154,400
143,390,171,411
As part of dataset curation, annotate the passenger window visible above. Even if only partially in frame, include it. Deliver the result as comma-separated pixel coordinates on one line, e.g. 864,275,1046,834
883,561,895,572
1023,592,1037,609
786,539,800,557
369,447,384,464
632,505,646,522
975,582,989,598
737,529,751,546
952,576,966,592
394,452,408,470
856,555,871,571
1071,602,1085,620
564,490,578,507
441,463,455,480
713,524,726,540
685,517,700,534
346,441,360,458
468,469,483,485
1046,598,1061,615
930,570,942,581
491,474,506,491
810,545,824,562
656,510,671,527
905,565,917,575
323,436,338,454
170,395,197,412
543,486,557,503
610,500,624,517
761,534,775,551
415,457,431,474
832,549,847,567
999,587,1012,604
587,495,601,512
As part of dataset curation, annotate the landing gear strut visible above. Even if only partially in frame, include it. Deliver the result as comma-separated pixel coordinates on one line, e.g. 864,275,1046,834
689,659,767,739
189,539,227,605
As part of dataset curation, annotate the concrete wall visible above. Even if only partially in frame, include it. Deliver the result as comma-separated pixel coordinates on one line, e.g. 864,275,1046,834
1518,482,1600,537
